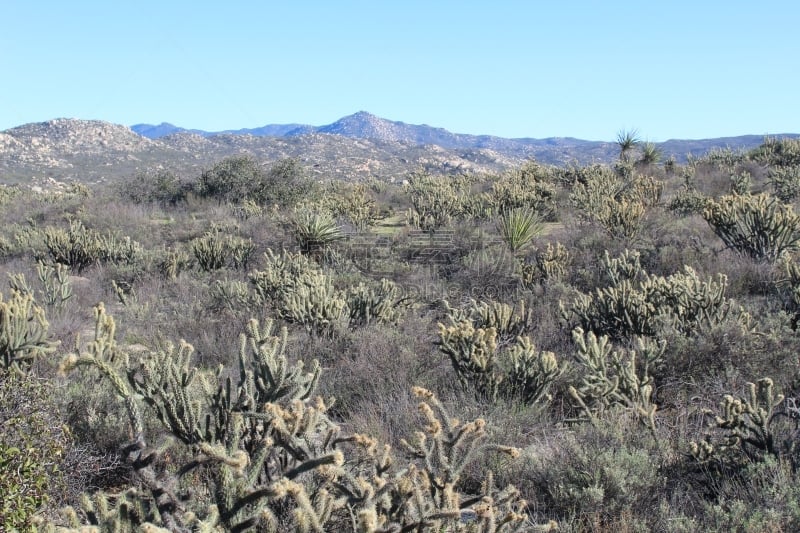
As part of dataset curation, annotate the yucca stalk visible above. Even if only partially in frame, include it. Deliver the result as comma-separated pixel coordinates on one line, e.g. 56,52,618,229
496,208,543,254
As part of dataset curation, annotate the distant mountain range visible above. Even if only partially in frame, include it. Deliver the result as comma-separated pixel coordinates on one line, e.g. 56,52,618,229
1,111,797,184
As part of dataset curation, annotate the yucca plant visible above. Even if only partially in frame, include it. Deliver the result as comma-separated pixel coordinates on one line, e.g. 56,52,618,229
289,207,344,254
496,207,544,254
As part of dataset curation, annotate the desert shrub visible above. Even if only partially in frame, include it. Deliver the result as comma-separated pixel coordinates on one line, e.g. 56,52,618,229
117,168,190,206
197,154,264,204
0,372,70,530
520,418,664,527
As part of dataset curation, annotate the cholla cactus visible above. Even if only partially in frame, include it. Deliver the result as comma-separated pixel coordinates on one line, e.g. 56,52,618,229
338,387,533,533
346,278,413,327
570,169,662,239
488,162,557,216
520,242,571,286
192,230,255,272
56,306,530,532
691,377,791,466
42,220,102,272
568,328,658,433
0,289,57,375
564,260,734,339
438,317,561,405
404,172,475,231
703,193,800,262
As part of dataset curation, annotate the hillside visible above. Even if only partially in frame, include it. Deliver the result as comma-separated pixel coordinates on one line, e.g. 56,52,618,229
2,113,798,184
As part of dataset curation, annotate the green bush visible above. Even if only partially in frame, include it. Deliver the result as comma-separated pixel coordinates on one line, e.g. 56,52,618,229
0,372,70,531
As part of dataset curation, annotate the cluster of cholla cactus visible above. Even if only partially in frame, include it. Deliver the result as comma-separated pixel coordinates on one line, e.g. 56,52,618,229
569,168,662,240
41,219,143,272
703,193,800,262
191,229,256,272
8,260,73,310
568,328,663,434
520,242,571,287
346,278,413,327
52,304,533,532
564,249,735,339
0,289,57,375
251,249,413,336
668,167,710,216
769,166,800,202
691,378,791,464
404,172,478,231
158,246,192,280
488,162,557,217
319,182,383,231
438,299,562,405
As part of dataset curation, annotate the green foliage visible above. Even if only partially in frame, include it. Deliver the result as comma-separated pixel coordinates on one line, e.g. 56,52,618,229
198,156,314,206
438,299,562,405
0,289,57,375
289,206,344,254
616,129,640,162
197,154,264,205
495,207,543,254
260,157,315,207
0,372,69,531
118,168,190,205
638,141,662,166
703,193,800,262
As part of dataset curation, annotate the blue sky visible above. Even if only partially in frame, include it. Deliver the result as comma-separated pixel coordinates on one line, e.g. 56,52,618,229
2,1,798,141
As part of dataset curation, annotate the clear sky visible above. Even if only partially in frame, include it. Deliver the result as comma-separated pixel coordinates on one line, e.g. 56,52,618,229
2,1,798,141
